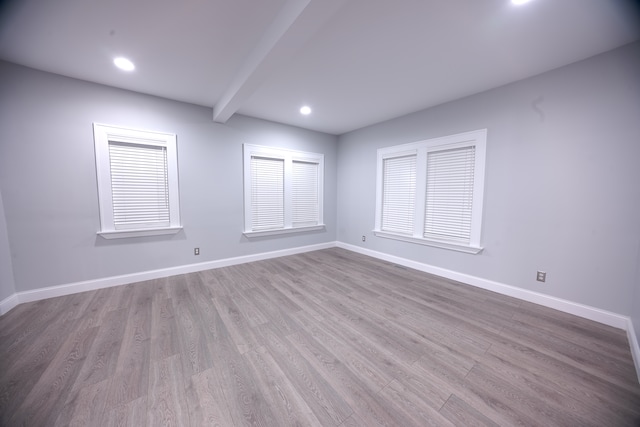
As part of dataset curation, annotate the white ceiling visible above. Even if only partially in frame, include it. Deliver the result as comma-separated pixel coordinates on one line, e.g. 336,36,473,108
0,0,638,135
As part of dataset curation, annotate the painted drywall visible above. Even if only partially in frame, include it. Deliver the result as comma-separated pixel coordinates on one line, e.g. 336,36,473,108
0,61,337,293
337,41,640,315
0,189,16,302
632,238,640,350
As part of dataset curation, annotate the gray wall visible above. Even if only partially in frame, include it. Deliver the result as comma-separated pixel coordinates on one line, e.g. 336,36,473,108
2,41,640,322
633,238,640,348
0,189,16,301
337,41,640,315
0,61,338,293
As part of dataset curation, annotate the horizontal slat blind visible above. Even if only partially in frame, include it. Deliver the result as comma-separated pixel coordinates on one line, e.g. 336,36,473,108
251,156,284,231
292,160,319,227
108,141,170,230
382,154,416,235
424,146,475,243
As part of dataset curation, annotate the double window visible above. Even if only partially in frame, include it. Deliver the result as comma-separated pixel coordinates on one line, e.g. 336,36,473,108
93,124,182,239
374,129,487,253
243,144,324,237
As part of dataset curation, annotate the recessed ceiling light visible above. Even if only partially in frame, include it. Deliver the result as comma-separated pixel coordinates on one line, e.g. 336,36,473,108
511,0,533,5
300,106,311,115
114,57,135,71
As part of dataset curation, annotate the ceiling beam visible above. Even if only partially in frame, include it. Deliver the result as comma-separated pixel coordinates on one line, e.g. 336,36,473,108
212,0,345,123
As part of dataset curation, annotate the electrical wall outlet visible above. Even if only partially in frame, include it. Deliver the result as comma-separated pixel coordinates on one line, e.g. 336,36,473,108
536,271,546,282
194,248,200,256
362,235,366,242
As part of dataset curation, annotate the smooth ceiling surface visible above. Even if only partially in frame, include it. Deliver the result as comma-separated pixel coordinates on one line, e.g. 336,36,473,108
1,0,638,134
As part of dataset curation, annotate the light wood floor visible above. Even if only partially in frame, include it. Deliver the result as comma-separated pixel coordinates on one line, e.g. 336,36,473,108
1,248,639,426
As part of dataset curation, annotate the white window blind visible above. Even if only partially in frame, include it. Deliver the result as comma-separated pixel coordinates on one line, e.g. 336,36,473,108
292,160,319,227
243,144,324,237
374,129,486,253
251,156,284,231
381,154,417,235
108,141,170,230
424,146,475,243
94,123,181,239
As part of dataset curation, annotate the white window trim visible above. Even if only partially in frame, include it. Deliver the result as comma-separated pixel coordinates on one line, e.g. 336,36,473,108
93,123,182,239
243,144,324,238
374,129,487,254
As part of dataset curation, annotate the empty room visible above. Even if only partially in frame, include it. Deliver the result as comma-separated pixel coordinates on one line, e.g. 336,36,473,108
1,0,640,425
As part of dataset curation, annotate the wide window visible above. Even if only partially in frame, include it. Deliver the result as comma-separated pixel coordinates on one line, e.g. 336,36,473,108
374,129,487,253
243,144,324,237
93,123,182,239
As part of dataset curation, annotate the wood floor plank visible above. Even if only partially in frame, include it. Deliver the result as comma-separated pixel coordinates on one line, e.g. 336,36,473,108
414,348,475,386
71,307,128,391
148,277,172,302
147,354,190,427
169,275,214,376
204,296,280,426
102,283,135,313
394,307,491,358
256,323,353,426
230,290,270,328
212,294,262,354
286,328,420,427
1,295,72,364
462,362,596,427
8,324,99,426
75,287,114,330
487,336,640,422
378,379,456,427
438,394,500,427
390,281,512,335
0,299,51,345
150,298,180,361
511,308,632,362
188,293,227,349
195,269,226,299
54,378,111,427
319,296,420,365
244,345,324,426
337,412,368,427
267,274,327,321
478,350,632,427
0,314,82,423
1,247,639,426
186,368,236,426
258,277,303,313
518,299,627,340
291,309,393,393
210,339,280,426
104,285,152,410
499,317,640,391
216,265,256,293
243,286,300,336
102,395,148,427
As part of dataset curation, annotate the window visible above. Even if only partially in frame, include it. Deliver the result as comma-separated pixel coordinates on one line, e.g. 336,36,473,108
93,123,182,239
374,129,487,253
243,144,324,237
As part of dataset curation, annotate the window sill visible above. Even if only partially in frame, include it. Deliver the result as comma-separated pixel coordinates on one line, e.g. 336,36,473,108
373,230,483,254
98,226,183,239
244,224,325,238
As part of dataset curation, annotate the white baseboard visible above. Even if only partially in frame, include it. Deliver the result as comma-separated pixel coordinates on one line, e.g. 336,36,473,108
627,319,640,385
2,239,639,383
1,241,630,329
336,242,629,330
338,243,640,383
0,292,19,316
5,241,337,311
